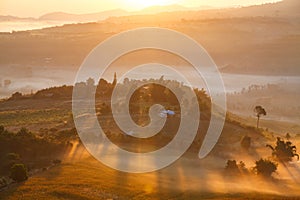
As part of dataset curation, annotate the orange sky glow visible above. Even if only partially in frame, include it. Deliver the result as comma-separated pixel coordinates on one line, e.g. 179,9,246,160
0,0,282,17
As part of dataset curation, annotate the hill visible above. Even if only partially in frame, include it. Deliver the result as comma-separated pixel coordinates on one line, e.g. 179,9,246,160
0,15,35,22
0,77,300,198
0,82,300,198
39,9,130,22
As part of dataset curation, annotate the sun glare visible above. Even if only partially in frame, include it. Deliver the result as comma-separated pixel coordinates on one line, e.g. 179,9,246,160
124,0,178,9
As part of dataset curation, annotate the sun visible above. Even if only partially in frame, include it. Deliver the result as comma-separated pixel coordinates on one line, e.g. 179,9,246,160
124,0,179,9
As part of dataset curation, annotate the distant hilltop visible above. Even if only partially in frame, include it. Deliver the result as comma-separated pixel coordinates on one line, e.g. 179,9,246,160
0,0,299,76
1,0,299,23
0,4,215,23
0,15,35,22
38,9,130,22
0,0,300,22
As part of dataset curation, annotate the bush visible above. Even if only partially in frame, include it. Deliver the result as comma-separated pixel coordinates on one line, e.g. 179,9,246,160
5,153,20,161
0,177,7,189
1,153,21,173
225,160,239,174
225,160,249,175
16,127,34,138
254,158,277,178
10,164,28,182
0,125,4,134
52,159,61,165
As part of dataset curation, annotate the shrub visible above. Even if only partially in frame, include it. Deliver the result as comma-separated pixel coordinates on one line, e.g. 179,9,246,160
0,177,7,188
225,160,249,175
286,133,291,140
225,160,239,174
1,153,21,173
53,159,62,165
254,158,277,178
238,161,248,174
0,125,4,134
5,153,20,161
16,127,34,138
10,164,28,182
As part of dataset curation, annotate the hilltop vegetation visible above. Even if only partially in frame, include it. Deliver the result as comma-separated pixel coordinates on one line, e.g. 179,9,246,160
0,77,299,198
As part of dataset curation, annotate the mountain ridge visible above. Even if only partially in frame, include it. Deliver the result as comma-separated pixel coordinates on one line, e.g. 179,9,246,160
0,4,220,22
38,9,130,22
1,0,299,23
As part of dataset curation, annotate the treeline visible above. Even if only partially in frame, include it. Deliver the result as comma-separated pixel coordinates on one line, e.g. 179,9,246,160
7,76,211,110
225,136,299,178
0,126,76,187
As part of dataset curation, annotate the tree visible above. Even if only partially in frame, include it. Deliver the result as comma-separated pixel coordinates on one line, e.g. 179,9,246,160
254,106,266,129
225,160,249,175
254,158,277,178
16,127,34,138
225,160,239,174
0,125,4,134
238,161,248,174
1,153,21,172
10,92,23,100
5,153,20,161
241,135,251,150
52,159,61,165
266,137,299,162
10,164,28,182
285,133,291,141
0,177,7,189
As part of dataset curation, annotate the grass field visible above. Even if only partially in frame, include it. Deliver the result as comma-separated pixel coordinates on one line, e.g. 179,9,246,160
1,88,300,199
1,144,300,200
0,109,70,127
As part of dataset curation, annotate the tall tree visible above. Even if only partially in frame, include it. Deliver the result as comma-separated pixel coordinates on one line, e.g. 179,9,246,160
266,137,299,162
254,106,266,129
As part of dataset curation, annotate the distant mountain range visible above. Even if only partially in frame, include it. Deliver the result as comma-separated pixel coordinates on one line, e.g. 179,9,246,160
0,0,299,76
138,4,214,14
0,4,215,22
1,0,299,23
38,9,130,22
0,15,34,22
225,0,300,18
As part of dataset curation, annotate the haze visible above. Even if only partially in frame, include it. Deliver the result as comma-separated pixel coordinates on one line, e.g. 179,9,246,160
1,0,281,17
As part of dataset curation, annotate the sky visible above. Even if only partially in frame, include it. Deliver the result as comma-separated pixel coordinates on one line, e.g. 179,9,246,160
0,0,281,18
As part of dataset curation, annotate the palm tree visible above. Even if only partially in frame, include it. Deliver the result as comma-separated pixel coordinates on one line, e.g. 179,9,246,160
254,105,266,129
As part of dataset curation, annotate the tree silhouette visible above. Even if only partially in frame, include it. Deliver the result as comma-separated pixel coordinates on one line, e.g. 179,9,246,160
225,160,239,174
241,135,251,150
225,160,248,175
254,158,277,178
254,105,266,129
285,133,291,141
10,164,28,182
0,177,7,189
266,137,299,162
0,125,4,133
